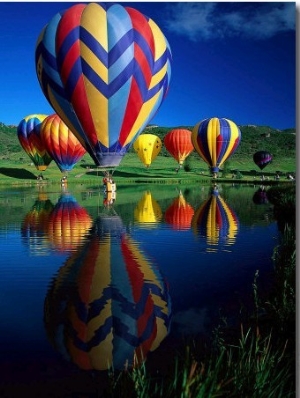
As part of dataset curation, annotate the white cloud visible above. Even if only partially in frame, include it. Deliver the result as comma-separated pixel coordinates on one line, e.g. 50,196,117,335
163,2,295,41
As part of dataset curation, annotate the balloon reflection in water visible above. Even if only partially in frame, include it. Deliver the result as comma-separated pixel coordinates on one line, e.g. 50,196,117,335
192,191,239,251
134,191,162,227
44,214,171,371
253,188,269,205
47,194,93,252
165,192,194,230
21,193,54,255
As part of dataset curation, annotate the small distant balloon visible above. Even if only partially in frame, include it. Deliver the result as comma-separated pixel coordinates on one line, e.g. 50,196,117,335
41,114,86,173
191,117,241,173
253,151,272,170
133,134,162,167
17,114,52,171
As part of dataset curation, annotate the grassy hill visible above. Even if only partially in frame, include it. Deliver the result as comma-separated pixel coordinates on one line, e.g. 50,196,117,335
0,122,296,162
0,121,295,186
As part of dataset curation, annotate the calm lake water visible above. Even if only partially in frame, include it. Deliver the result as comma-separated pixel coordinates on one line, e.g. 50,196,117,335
0,182,280,396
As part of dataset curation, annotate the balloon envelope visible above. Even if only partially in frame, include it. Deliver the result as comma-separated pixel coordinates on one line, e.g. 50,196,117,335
164,129,194,165
35,3,172,169
253,151,272,170
133,134,162,167
191,117,241,173
17,114,52,171
41,114,86,173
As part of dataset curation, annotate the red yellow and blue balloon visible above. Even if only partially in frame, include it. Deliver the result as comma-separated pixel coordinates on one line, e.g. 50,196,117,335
35,3,172,169
192,117,241,173
41,114,86,173
17,114,52,171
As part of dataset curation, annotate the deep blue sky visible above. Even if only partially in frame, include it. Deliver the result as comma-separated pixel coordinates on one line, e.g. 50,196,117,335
0,2,296,130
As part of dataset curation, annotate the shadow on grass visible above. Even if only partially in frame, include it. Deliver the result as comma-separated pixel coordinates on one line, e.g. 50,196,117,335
0,167,38,180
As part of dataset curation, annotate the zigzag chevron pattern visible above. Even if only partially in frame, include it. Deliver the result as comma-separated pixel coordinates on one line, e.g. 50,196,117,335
35,3,172,168
44,229,171,370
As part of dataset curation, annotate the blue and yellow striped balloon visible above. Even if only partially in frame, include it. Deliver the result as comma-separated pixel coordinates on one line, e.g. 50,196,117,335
192,117,241,173
44,217,171,370
35,3,172,169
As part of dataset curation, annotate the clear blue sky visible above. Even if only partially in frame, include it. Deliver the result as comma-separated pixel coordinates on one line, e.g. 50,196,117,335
0,2,296,130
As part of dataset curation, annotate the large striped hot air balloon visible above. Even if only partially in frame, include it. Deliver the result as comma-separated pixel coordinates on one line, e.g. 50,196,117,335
35,3,172,171
191,117,241,175
164,129,194,167
41,114,86,173
192,190,239,250
44,216,171,371
17,114,53,171
133,134,162,167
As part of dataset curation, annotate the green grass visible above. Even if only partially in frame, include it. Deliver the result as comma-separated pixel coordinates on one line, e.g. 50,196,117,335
0,151,296,187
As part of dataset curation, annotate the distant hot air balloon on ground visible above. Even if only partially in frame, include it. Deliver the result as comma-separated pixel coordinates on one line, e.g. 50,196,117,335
44,215,171,370
164,129,194,169
17,114,52,172
41,114,86,174
165,192,194,230
253,151,272,171
191,117,241,176
35,2,172,172
133,134,162,167
192,190,239,251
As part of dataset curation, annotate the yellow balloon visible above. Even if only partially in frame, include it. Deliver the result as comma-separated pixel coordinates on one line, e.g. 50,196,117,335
133,134,162,167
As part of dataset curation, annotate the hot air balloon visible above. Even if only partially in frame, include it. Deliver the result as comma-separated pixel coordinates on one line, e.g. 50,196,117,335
47,193,93,252
35,3,172,172
17,114,53,172
134,191,162,227
40,114,86,174
165,192,194,230
44,216,171,371
164,129,194,169
192,190,239,251
191,117,241,176
253,151,272,171
133,134,162,167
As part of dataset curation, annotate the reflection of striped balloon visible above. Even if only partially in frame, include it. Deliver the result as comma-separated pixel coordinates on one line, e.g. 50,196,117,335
47,194,92,252
41,114,86,173
192,193,239,248
17,114,52,171
134,191,162,227
165,193,194,230
21,195,54,255
192,117,241,173
35,3,172,168
44,229,171,371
